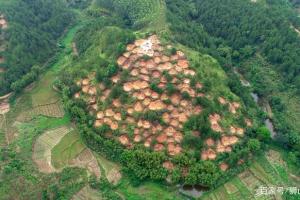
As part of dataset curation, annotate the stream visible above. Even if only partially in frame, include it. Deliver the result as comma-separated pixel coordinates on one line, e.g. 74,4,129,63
234,68,277,138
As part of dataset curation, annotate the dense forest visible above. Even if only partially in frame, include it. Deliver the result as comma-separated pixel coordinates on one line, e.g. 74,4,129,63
96,0,158,27
166,0,300,87
0,0,74,95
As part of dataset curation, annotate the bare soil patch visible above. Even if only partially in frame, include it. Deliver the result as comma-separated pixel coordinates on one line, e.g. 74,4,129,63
0,101,10,114
0,15,7,29
72,42,79,56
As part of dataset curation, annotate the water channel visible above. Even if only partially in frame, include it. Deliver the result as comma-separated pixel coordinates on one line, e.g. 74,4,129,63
234,68,277,138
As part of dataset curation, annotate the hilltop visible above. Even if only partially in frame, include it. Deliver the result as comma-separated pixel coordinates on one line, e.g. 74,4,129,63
59,26,260,187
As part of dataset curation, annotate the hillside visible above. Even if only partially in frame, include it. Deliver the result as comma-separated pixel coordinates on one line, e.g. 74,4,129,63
0,0,74,95
62,32,258,185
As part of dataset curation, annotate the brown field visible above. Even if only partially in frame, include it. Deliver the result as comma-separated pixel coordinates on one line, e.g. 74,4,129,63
69,149,101,178
238,170,276,200
72,42,79,56
17,101,64,122
265,150,286,167
224,182,238,194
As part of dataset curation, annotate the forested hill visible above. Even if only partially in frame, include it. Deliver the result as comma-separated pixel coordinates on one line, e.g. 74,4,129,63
167,0,300,87
0,0,74,95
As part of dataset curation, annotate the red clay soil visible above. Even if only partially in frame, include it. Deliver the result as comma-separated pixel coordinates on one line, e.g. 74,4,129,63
220,162,229,171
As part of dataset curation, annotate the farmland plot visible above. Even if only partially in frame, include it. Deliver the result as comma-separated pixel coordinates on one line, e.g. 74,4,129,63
72,186,102,200
30,102,64,118
95,154,122,185
17,101,64,122
32,126,71,173
51,130,101,178
70,149,101,178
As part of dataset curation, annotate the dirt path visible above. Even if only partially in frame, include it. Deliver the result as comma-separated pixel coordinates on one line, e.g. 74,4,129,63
294,27,300,36
72,42,79,56
0,92,12,101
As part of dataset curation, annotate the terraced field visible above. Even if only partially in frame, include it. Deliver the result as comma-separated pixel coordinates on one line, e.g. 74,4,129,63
17,101,64,122
32,126,72,173
202,149,297,200
52,130,86,168
51,129,101,178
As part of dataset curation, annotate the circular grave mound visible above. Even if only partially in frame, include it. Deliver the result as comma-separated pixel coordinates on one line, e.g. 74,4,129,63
74,35,247,165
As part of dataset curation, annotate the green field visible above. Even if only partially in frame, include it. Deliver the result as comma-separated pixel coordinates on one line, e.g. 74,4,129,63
52,130,86,169
118,180,183,200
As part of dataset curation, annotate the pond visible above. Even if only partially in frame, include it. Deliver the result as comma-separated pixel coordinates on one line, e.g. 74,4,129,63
264,118,277,138
179,185,209,198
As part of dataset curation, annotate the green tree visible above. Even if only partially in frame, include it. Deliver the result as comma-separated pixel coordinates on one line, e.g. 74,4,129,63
247,139,261,152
